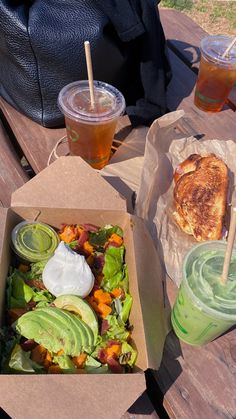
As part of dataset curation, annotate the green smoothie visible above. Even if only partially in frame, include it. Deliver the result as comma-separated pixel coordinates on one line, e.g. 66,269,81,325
171,241,236,346
11,221,59,263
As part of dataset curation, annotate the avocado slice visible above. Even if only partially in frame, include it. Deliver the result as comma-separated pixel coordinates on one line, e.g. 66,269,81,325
14,307,87,356
32,309,79,355
36,308,82,356
46,307,94,354
75,317,95,353
54,295,98,342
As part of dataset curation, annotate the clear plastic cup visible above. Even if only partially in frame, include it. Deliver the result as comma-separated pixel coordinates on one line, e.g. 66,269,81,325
58,80,126,170
194,35,236,112
171,241,236,346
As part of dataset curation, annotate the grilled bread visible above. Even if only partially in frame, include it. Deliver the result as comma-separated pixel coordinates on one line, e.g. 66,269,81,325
173,154,229,241
174,154,202,184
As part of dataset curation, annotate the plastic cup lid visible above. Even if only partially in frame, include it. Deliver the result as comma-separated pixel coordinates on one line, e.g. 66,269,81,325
11,221,60,263
201,35,236,67
58,80,126,123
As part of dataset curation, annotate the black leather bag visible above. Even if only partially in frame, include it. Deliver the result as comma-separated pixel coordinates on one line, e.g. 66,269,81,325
0,0,171,128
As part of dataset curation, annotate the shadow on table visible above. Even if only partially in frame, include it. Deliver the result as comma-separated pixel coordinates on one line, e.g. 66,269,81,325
0,408,11,419
145,331,183,418
126,391,161,417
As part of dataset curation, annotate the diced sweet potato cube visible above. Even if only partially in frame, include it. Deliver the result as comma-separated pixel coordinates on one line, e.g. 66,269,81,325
72,353,87,368
94,289,112,305
106,344,121,358
83,241,94,254
108,234,123,246
111,288,123,298
59,225,77,243
97,303,112,318
31,344,47,365
18,264,30,273
44,351,53,368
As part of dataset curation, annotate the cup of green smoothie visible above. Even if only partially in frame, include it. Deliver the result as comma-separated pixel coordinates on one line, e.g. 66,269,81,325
171,241,236,346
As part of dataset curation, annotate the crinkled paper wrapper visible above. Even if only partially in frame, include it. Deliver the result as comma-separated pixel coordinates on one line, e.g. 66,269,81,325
135,110,236,286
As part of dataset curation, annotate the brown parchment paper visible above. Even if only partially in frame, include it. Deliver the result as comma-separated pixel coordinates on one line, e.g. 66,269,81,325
135,110,236,286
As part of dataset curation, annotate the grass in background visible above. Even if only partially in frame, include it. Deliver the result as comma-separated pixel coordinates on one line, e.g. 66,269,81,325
160,0,236,34
160,0,193,10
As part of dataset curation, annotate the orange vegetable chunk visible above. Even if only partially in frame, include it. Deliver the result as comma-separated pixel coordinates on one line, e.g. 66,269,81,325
59,225,77,243
83,241,94,254
94,289,112,305
72,353,87,368
97,303,112,318
108,233,123,246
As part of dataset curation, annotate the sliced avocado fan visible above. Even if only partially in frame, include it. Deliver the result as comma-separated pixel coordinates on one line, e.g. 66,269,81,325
14,307,96,356
54,295,98,343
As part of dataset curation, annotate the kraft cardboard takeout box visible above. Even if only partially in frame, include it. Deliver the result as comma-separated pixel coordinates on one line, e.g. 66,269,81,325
0,157,167,419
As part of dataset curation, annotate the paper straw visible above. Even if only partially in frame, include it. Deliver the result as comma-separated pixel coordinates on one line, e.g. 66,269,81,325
84,41,95,108
221,207,236,285
222,37,236,58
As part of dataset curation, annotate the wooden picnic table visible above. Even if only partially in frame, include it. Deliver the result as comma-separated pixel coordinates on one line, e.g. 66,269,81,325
0,8,236,419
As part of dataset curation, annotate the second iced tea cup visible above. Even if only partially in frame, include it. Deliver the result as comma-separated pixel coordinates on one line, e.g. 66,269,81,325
58,80,125,170
194,35,236,112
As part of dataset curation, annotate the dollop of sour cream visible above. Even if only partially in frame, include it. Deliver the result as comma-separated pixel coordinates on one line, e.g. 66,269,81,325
42,241,95,297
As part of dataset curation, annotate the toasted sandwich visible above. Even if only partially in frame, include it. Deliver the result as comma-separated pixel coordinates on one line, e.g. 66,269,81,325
173,154,229,241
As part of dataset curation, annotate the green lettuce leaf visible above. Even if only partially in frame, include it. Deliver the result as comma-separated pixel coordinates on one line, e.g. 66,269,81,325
120,293,133,323
119,265,129,293
105,315,130,341
8,344,43,373
120,342,137,367
25,260,48,280
102,246,125,291
0,328,19,373
7,270,34,308
33,290,54,305
89,225,123,248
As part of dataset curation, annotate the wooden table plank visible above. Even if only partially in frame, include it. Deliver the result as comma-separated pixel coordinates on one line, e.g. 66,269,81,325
0,97,66,174
0,119,29,207
154,278,236,419
160,8,206,72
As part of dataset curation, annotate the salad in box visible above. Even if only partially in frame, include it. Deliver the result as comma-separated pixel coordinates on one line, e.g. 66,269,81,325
1,221,137,374
0,157,167,419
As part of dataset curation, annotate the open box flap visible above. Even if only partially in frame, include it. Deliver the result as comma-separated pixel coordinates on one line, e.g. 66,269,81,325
131,214,168,370
0,374,146,419
11,157,126,212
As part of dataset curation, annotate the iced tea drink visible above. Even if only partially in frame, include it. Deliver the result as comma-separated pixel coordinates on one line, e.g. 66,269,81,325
194,35,236,112
58,81,125,169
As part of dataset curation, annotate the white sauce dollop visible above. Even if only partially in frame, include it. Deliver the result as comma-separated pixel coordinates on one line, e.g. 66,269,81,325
42,241,95,297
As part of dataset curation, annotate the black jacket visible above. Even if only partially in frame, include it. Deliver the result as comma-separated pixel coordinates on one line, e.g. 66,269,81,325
95,0,172,126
